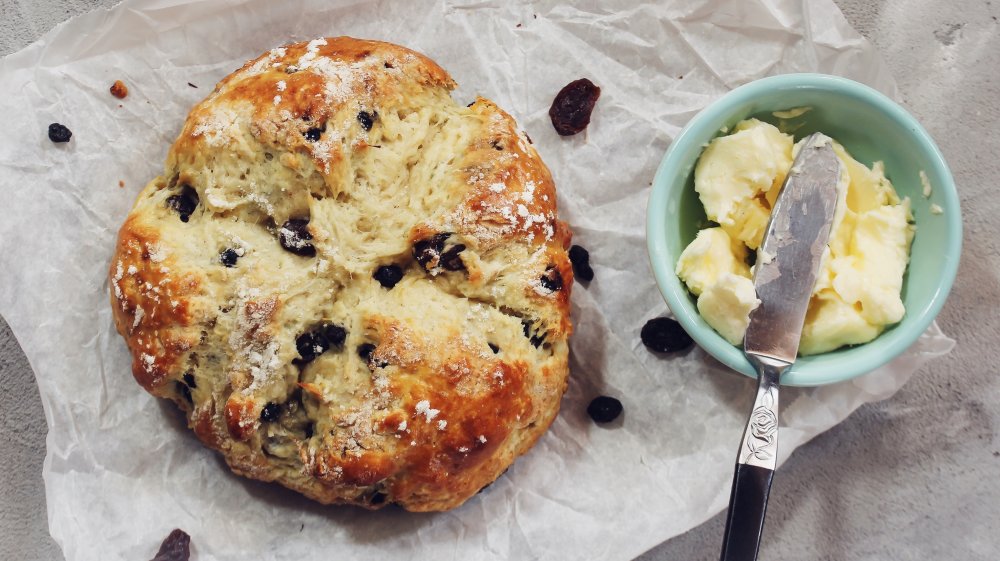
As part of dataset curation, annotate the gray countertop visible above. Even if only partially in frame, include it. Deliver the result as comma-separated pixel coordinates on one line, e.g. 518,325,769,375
2,0,998,559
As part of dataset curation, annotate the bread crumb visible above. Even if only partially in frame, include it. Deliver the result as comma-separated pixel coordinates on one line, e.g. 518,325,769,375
929,203,944,215
110,80,128,99
118,180,125,188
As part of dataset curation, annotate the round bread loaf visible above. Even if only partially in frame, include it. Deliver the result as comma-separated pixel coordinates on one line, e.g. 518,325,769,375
109,37,573,511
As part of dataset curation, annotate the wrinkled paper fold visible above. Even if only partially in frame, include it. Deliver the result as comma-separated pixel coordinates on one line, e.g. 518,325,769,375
0,0,953,559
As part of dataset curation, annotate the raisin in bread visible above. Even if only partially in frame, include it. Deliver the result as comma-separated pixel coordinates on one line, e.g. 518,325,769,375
109,37,573,512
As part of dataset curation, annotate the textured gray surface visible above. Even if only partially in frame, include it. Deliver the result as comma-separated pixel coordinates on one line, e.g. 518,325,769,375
1,0,998,559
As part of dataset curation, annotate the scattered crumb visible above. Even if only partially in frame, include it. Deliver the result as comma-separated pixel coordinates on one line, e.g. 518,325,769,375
187,82,198,88
929,203,944,215
110,79,128,99
118,180,125,188
920,170,932,198
516,23,522,28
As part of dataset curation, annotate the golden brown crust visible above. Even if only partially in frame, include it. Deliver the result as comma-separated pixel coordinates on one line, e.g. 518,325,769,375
109,37,571,512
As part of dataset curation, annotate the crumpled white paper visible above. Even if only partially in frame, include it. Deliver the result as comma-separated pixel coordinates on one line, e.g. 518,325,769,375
0,0,955,560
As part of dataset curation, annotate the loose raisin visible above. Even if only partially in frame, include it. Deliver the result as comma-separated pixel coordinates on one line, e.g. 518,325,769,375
568,245,594,282
109,80,128,99
539,265,563,292
166,186,199,222
279,219,316,256
640,317,694,353
548,78,601,136
587,396,622,424
357,110,377,131
219,248,240,267
295,323,347,363
260,402,281,423
150,529,191,561
47,122,72,143
373,264,404,288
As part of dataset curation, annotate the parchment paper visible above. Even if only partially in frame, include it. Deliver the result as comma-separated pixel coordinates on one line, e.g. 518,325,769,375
0,0,955,560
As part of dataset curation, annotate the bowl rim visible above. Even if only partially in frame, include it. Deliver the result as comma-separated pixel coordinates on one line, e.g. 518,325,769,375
646,73,962,387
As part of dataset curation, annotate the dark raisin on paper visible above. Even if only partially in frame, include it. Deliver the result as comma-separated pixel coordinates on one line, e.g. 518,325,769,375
548,78,601,136
587,396,623,424
568,245,594,282
150,529,191,561
640,317,694,354
48,122,72,143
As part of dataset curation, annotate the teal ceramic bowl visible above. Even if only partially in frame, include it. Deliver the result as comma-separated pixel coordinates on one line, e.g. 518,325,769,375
646,73,961,386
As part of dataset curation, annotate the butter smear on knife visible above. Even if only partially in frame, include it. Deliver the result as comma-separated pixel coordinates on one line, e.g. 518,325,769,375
676,119,914,354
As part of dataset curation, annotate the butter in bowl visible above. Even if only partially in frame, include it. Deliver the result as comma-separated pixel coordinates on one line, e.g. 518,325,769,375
646,73,961,386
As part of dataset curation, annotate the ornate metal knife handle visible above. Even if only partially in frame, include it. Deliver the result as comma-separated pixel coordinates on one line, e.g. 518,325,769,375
720,355,790,561
738,355,788,470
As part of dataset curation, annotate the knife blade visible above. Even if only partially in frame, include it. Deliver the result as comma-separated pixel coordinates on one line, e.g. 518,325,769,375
719,133,842,561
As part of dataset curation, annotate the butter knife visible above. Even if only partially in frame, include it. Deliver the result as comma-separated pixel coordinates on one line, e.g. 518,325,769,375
719,134,842,561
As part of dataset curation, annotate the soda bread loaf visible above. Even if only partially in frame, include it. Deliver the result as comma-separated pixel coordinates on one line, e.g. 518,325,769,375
109,37,573,511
